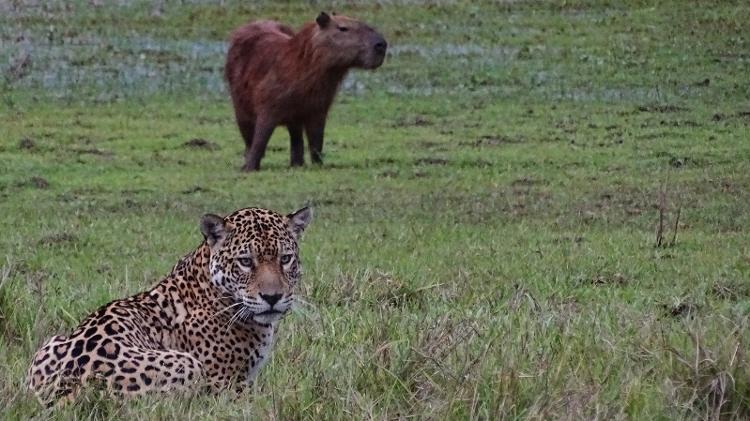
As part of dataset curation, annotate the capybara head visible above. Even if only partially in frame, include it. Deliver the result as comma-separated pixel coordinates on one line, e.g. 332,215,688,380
313,12,387,70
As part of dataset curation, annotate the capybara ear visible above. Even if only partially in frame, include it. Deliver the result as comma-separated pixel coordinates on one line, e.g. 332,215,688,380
316,12,331,28
287,207,313,238
200,214,228,247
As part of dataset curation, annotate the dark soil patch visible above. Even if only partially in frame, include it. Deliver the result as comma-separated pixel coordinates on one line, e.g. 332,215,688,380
510,177,538,199
460,134,522,147
371,157,397,166
326,140,357,150
120,188,151,194
28,176,49,189
552,235,585,244
378,170,399,178
659,119,701,128
196,116,230,125
655,152,706,169
181,186,209,194
414,157,449,166
720,179,738,194
711,111,750,123
669,156,690,168
72,147,114,157
323,158,397,170
16,176,49,189
575,188,650,223
183,138,220,150
663,301,698,318
693,78,710,87
635,131,688,141
19,137,36,150
38,233,77,247
458,158,493,168
392,115,433,127
324,158,398,170
511,177,538,188
417,140,447,150
638,104,688,113
590,272,628,287
330,157,398,170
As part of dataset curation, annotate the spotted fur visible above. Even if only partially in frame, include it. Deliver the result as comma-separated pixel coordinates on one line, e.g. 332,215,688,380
27,206,312,405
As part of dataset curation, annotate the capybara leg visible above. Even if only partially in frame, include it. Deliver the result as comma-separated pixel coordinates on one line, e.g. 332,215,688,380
243,119,276,172
305,120,326,165
288,124,304,167
238,120,255,148
237,120,255,169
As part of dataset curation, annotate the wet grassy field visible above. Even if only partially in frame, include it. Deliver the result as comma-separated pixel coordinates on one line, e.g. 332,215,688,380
1,0,749,419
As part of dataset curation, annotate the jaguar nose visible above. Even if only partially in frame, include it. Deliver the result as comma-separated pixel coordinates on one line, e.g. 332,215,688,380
260,293,282,306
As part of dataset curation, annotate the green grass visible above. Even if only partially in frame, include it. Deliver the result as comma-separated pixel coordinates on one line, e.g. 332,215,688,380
1,0,750,419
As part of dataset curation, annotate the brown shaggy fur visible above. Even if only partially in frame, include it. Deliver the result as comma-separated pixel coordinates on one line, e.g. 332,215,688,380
225,12,387,171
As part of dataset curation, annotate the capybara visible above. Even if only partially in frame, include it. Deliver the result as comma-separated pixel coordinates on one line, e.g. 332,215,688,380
225,12,387,171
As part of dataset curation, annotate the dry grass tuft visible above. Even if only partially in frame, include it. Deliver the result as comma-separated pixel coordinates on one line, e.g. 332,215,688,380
665,322,750,420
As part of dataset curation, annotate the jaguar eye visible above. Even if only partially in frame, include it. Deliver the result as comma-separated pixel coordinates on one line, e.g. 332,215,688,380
280,254,293,265
237,257,253,267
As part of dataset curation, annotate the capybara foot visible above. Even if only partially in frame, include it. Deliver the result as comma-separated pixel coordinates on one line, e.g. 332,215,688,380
241,162,258,172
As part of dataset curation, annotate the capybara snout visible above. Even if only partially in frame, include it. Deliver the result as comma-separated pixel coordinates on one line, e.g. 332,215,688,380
374,37,388,55
356,30,387,69
368,34,388,68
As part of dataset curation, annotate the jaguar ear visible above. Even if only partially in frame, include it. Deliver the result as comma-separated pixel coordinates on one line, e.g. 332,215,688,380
287,207,313,238
200,214,227,247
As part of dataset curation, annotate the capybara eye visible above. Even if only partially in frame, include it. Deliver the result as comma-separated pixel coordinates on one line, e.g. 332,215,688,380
337,26,349,32
237,257,253,267
280,254,293,265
